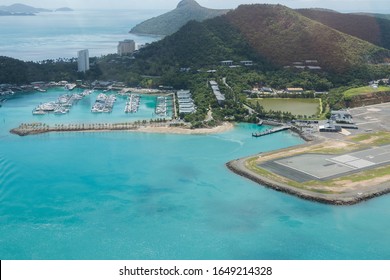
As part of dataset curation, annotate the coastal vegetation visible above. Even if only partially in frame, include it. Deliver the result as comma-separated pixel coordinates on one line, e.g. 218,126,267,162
343,86,390,97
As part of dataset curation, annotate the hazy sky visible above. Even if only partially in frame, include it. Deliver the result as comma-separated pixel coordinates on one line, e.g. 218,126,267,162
2,0,389,13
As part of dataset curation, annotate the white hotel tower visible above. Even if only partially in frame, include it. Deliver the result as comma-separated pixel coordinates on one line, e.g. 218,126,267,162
77,49,90,72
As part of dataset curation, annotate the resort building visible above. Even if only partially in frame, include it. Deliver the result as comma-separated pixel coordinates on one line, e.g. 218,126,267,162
117,39,136,56
240,60,253,66
221,60,234,66
307,66,322,70
77,49,90,73
209,80,226,106
286,87,304,94
177,90,196,114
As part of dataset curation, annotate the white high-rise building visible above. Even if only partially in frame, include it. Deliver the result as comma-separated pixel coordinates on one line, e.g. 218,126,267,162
77,49,90,72
117,40,136,56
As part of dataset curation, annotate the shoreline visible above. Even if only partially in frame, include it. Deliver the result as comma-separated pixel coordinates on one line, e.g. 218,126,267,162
10,122,235,136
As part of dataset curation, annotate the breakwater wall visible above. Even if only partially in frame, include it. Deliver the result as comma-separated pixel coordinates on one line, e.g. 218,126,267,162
10,122,147,136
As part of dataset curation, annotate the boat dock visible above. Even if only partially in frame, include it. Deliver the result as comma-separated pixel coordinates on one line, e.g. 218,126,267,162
32,93,84,115
91,94,116,113
252,125,291,137
155,96,167,116
124,94,140,113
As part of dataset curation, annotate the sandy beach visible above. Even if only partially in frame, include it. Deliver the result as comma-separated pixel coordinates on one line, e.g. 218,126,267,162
136,122,234,135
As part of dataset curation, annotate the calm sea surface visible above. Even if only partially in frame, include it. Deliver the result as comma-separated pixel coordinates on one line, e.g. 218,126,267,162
1,89,390,260
1,10,390,260
0,10,164,61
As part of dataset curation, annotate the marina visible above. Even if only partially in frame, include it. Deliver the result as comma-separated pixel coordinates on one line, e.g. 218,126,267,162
91,93,117,113
24,87,165,122
32,93,85,115
155,96,168,116
124,94,141,113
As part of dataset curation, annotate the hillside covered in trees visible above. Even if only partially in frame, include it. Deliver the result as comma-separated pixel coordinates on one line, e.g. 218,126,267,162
133,4,390,75
297,8,390,50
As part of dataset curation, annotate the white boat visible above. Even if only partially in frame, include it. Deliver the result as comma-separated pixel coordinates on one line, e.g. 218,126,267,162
96,93,107,102
38,102,57,111
64,83,77,90
32,109,46,115
54,107,69,114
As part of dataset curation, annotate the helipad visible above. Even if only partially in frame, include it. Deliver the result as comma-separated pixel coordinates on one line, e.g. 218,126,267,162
260,144,390,182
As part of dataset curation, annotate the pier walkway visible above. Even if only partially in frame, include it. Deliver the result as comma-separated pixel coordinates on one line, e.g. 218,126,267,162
252,125,291,137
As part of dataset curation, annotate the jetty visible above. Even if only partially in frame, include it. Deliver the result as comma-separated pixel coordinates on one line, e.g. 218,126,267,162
252,125,291,137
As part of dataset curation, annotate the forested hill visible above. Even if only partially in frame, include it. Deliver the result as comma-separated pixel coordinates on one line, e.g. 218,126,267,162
296,9,390,50
134,4,390,74
132,17,269,75
129,0,229,36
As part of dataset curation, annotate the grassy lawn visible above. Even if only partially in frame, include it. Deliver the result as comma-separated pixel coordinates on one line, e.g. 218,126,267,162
343,86,390,97
349,131,390,146
248,98,321,117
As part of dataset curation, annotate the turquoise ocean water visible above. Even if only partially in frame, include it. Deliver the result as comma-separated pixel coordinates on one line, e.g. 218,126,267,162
1,10,390,260
1,89,390,260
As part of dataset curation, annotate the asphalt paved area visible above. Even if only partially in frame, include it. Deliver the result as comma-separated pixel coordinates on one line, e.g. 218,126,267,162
261,144,390,182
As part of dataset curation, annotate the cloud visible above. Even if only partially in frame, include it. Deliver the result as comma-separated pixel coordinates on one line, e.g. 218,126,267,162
1,0,388,12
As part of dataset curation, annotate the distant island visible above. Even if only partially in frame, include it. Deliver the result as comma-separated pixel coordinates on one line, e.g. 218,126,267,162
0,3,51,13
130,0,229,36
0,3,73,15
55,7,74,12
0,10,35,16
